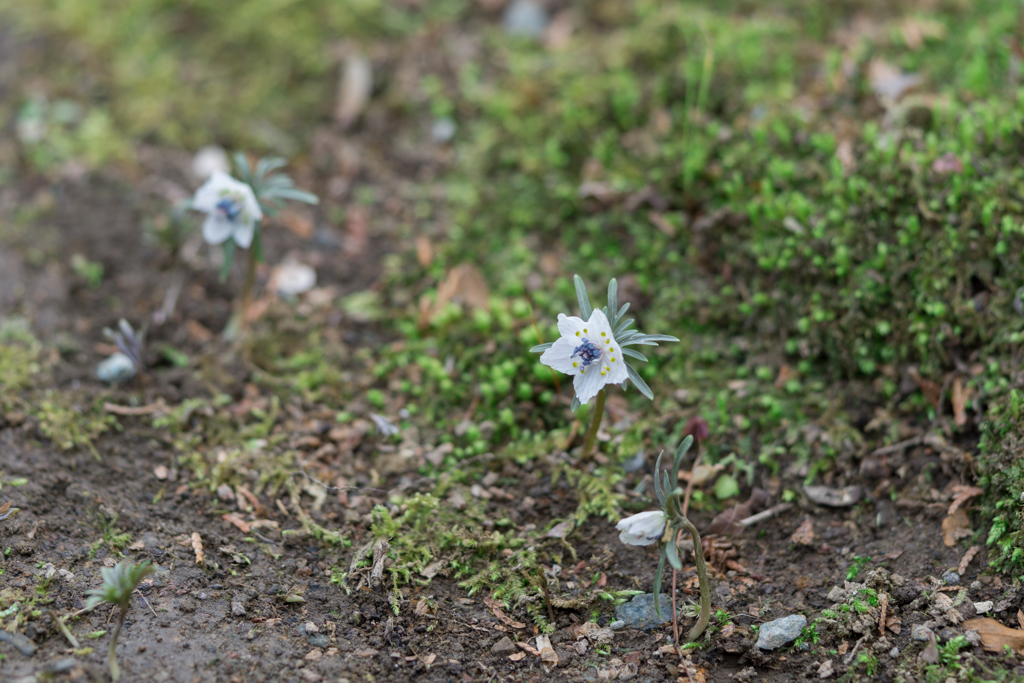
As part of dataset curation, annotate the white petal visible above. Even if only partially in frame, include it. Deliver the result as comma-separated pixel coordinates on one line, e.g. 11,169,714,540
604,348,629,385
238,181,263,221
556,313,587,339
615,510,666,546
584,308,614,339
202,214,234,245
573,362,609,405
233,220,255,249
193,170,237,212
539,337,578,375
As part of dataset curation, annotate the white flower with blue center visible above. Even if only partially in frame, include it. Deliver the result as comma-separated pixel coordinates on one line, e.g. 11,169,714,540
192,171,262,249
539,309,627,405
531,275,679,410
615,510,667,546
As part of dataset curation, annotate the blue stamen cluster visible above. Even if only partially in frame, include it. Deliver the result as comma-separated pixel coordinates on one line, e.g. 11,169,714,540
572,338,601,367
216,197,243,221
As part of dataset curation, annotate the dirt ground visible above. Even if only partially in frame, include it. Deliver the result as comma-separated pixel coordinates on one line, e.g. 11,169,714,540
0,171,1011,683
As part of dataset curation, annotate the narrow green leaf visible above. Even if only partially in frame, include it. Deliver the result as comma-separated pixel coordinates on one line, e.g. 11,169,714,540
571,396,581,413
621,348,648,362
634,334,680,343
666,538,683,570
607,279,618,325
620,338,659,347
262,187,320,204
626,364,654,399
673,435,694,472
615,318,635,337
574,274,592,320
530,342,554,353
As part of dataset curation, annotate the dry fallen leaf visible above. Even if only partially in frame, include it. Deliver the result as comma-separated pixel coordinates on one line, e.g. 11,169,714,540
963,618,1024,654
941,507,972,547
951,376,969,425
958,545,980,574
335,54,373,130
191,532,205,566
948,485,983,516
509,651,527,662
789,518,815,546
415,235,434,268
535,635,558,665
484,596,526,629
422,263,490,326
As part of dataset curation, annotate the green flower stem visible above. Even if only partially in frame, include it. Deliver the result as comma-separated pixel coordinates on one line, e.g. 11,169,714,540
680,517,711,643
240,244,258,331
579,389,607,459
108,607,126,681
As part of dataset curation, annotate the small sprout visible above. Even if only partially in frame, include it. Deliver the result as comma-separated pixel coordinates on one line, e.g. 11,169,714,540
616,436,712,645
0,500,19,523
102,319,145,378
84,561,160,681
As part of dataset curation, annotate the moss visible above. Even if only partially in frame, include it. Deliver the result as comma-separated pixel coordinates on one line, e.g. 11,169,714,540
0,319,43,411
978,392,1024,574
34,391,119,458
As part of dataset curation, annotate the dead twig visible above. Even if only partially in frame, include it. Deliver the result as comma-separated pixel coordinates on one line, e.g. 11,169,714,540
739,503,794,527
46,609,80,649
871,435,924,457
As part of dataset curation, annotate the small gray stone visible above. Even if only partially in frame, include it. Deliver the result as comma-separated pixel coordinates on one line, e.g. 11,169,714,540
502,0,548,38
942,570,960,585
41,659,78,675
307,634,329,648
755,614,806,650
826,586,847,603
491,636,517,655
938,627,959,643
889,646,899,658
620,450,646,473
0,630,36,656
614,593,673,630
96,352,136,384
432,118,456,143
231,601,246,617
912,624,933,642
609,620,626,631
974,601,993,614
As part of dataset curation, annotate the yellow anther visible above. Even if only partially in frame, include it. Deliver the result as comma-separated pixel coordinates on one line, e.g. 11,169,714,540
600,371,606,376
600,332,606,336
573,362,578,368
611,357,616,362
576,331,580,336
583,328,588,333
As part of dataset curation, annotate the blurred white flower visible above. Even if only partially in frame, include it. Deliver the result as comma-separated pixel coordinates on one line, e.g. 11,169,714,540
615,510,667,546
192,171,262,249
192,145,230,180
539,309,627,405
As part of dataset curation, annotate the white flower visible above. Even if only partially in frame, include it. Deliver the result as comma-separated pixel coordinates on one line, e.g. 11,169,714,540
539,308,628,405
192,171,263,249
616,510,667,546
